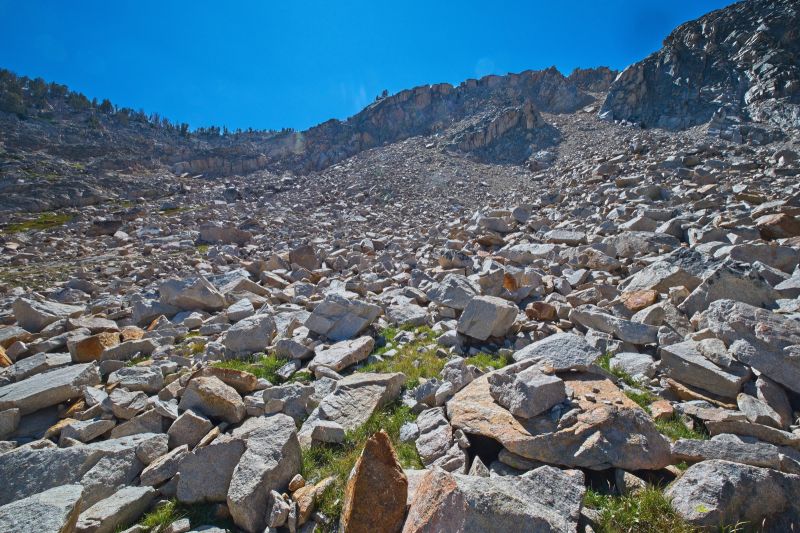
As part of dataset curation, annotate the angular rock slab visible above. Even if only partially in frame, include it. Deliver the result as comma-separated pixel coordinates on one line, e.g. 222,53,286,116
177,434,246,504
179,376,245,424
456,295,518,341
0,433,164,508
13,297,83,333
75,485,155,533
227,414,302,533
694,299,800,394
666,459,800,530
402,465,585,533
305,294,381,341
341,431,408,533
297,372,405,447
447,373,671,470
0,484,84,533
0,363,100,415
308,336,374,373
512,332,601,371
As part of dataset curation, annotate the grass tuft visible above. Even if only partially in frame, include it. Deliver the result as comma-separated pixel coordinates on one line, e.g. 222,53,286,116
137,499,235,531
212,352,286,384
583,486,696,533
4,212,73,234
654,414,709,441
466,351,511,371
359,326,444,387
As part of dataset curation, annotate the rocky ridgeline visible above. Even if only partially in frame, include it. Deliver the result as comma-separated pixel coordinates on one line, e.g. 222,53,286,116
602,0,800,132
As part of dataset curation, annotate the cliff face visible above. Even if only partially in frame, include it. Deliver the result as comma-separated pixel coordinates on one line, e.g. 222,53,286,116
600,0,800,130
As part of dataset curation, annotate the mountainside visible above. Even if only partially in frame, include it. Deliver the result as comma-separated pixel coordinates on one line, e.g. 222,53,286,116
2,2,800,533
601,0,800,131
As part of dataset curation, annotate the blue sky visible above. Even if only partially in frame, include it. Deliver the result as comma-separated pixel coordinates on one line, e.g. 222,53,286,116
0,0,734,131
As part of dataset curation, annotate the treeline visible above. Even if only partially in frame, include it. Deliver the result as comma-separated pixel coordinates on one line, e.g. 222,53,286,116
0,68,290,139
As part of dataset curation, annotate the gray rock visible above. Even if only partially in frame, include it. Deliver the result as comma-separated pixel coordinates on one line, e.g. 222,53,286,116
609,352,656,379
297,372,405,447
415,407,454,467
0,363,100,415
660,340,750,399
107,366,164,394
310,420,345,443
569,305,659,344
666,459,800,529
679,262,780,318
694,299,800,394
110,408,164,438
60,418,116,444
177,434,246,504
227,414,302,533
386,303,428,328
512,332,601,370
672,434,800,475
304,294,381,341
308,336,374,374
12,297,83,333
0,408,20,440
140,445,189,486
426,274,480,311
488,366,566,418
456,296,518,341
403,465,585,532
76,485,156,533
0,484,83,533
160,276,226,312
261,383,315,422
168,409,213,449
179,376,245,424
222,313,276,354
0,433,162,508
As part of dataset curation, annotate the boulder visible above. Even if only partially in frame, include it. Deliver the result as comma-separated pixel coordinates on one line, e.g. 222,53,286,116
177,434,246,504
666,459,800,529
660,340,750,399
448,373,671,470
426,274,480,311
167,409,213,449
298,372,405,447
75,485,155,533
68,332,120,363
305,294,381,341
0,484,84,533
341,431,408,533
198,222,252,245
308,336,374,373
512,332,601,371
12,297,83,333
402,465,585,533
222,314,276,354
227,414,302,533
569,305,659,344
179,376,245,424
456,296,518,341
0,363,100,415
159,276,226,312
488,366,566,418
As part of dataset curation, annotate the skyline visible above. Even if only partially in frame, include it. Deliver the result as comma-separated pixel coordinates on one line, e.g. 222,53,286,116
1,0,735,131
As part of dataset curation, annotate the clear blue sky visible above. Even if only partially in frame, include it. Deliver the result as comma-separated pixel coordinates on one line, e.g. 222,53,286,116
0,0,734,132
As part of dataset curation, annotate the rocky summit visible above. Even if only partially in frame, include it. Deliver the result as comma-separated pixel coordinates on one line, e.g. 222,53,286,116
1,0,800,532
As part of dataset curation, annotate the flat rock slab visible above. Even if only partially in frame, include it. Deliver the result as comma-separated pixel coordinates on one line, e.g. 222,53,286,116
0,484,84,533
447,372,671,470
0,362,100,415
297,372,405,448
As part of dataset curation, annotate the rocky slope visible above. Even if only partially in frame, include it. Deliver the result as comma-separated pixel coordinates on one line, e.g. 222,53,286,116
1,1,800,532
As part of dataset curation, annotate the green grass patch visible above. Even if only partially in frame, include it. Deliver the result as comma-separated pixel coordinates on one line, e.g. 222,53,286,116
137,498,234,531
596,352,642,388
125,355,151,367
160,206,189,216
212,352,286,383
301,402,422,530
359,326,445,387
624,389,658,410
4,212,73,234
655,414,709,441
196,243,209,254
466,351,511,371
583,486,696,533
